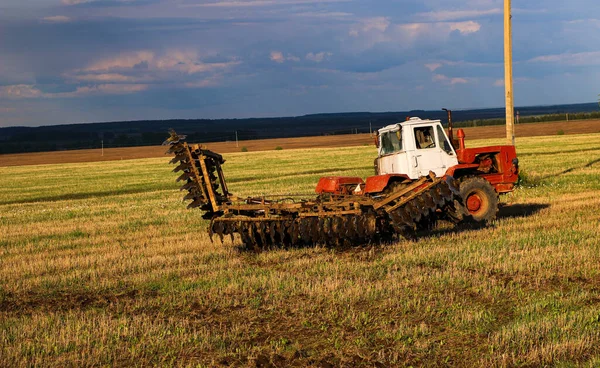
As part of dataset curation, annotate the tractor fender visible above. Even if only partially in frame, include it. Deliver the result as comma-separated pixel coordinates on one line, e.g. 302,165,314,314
364,174,410,194
315,176,364,195
445,164,479,178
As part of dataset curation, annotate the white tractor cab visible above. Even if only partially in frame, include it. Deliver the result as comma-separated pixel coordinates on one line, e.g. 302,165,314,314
376,117,458,179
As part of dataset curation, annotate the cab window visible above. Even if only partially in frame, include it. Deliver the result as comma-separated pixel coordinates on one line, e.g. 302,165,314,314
436,125,454,155
414,126,436,149
380,130,402,155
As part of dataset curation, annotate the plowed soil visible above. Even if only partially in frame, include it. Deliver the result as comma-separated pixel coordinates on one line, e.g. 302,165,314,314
2,119,599,167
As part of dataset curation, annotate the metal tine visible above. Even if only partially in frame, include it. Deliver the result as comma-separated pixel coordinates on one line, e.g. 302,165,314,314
176,171,193,182
214,221,225,243
290,221,300,245
311,218,320,244
169,155,187,164
330,217,339,242
183,191,201,201
247,223,256,245
165,145,185,155
186,199,205,209
334,217,343,246
269,221,277,245
322,217,332,245
430,187,444,206
299,219,310,243
404,201,420,223
422,191,435,209
173,162,192,173
415,197,429,217
180,181,196,191
278,222,287,246
349,216,358,241
208,220,215,242
258,223,268,247
356,216,365,238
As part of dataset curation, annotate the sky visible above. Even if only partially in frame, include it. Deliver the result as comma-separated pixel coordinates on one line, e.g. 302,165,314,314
0,0,599,127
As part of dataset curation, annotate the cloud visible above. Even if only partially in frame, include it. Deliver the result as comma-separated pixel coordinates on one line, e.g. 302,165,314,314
83,50,239,74
494,77,532,87
0,83,148,99
449,21,481,34
61,0,93,4
42,16,72,23
432,74,469,85
349,17,390,37
270,51,285,63
425,63,442,72
0,85,43,99
416,8,502,22
73,73,141,82
295,11,353,19
61,0,144,5
528,51,600,66
196,0,351,7
270,51,300,63
306,52,333,63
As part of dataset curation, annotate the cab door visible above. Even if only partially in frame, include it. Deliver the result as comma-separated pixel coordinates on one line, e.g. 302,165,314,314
412,125,445,177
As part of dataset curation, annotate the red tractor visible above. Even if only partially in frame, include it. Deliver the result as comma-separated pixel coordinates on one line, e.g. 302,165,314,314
315,110,519,224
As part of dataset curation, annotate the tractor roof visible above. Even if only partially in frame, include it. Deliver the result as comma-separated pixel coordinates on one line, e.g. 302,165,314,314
378,117,442,134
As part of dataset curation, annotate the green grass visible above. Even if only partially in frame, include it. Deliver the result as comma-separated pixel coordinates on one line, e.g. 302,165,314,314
1,134,600,367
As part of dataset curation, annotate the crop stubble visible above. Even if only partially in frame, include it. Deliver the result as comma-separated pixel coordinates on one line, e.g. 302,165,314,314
1,133,600,367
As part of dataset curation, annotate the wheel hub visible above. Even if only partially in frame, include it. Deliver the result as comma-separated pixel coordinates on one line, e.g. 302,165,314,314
466,194,482,212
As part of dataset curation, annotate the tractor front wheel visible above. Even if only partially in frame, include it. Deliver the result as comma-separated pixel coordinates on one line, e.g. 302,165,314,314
459,177,498,224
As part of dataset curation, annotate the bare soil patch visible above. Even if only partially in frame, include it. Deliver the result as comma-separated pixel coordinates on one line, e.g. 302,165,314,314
2,119,599,167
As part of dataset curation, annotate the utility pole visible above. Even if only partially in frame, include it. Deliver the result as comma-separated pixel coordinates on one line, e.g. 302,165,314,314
369,121,372,136
101,140,104,156
235,131,239,148
504,0,515,146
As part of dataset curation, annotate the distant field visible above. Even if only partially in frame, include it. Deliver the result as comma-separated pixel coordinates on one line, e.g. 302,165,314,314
1,119,599,167
1,132,600,367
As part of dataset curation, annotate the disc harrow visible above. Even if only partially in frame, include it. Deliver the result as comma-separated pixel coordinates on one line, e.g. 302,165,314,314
165,131,460,248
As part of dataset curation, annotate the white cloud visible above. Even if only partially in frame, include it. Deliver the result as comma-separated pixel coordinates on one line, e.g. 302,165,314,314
85,51,155,71
61,0,142,5
433,74,469,85
349,17,390,37
417,8,501,22
295,11,353,19
42,15,71,23
270,51,285,63
306,52,333,63
0,83,147,99
270,51,300,63
449,21,481,34
61,0,93,4
425,63,442,72
528,51,600,66
84,50,239,74
494,77,532,87
196,0,351,7
0,85,43,99
73,73,139,82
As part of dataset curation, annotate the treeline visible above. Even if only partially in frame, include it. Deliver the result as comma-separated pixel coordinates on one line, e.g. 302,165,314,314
1,102,598,155
456,110,600,128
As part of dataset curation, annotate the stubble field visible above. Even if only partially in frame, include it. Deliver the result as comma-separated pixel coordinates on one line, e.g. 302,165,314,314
1,133,600,367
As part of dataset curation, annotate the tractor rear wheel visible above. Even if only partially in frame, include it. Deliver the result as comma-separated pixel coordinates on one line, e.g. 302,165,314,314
459,176,498,224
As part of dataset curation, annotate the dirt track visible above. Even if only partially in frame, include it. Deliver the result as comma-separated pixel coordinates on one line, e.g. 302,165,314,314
1,119,599,167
